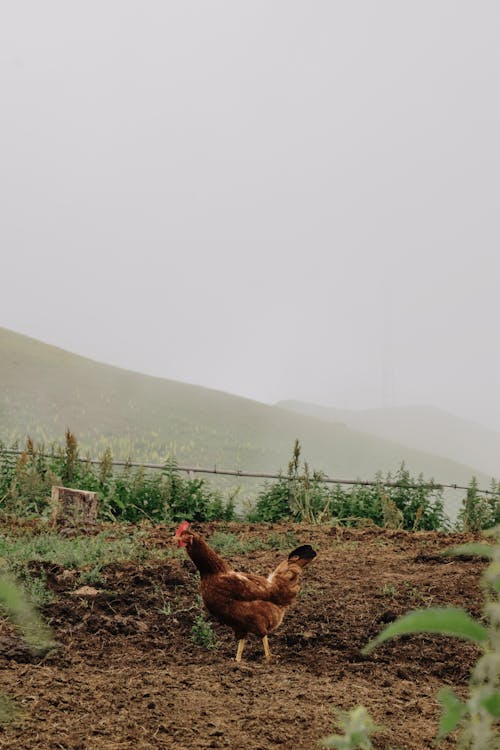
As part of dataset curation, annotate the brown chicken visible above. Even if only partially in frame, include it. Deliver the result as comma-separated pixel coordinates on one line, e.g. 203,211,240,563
175,521,317,662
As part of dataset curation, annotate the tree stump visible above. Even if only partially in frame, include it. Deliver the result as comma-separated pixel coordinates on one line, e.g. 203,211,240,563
50,486,98,532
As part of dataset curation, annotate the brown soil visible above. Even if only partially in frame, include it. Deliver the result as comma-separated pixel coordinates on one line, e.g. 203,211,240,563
0,522,489,750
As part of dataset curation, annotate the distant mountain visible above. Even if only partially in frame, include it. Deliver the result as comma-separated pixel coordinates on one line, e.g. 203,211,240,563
277,400,500,481
0,328,491,517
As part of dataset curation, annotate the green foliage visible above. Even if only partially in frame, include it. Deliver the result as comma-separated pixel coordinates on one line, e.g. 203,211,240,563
0,437,235,524
18,568,54,608
444,543,494,561
381,583,398,597
190,611,218,650
359,526,500,748
362,608,488,654
320,706,379,749
160,459,235,523
248,477,290,522
3,436,497,533
0,567,55,724
0,694,17,726
61,429,79,485
208,531,270,556
0,528,157,570
0,438,60,516
265,530,299,550
251,442,449,530
78,565,103,586
437,688,467,740
250,440,334,524
0,572,54,654
459,478,500,532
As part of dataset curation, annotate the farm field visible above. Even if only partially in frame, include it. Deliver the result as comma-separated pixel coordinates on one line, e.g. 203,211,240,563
0,520,487,750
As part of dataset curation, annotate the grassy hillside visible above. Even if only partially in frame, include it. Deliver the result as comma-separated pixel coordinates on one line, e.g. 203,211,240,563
278,400,500,481
0,328,491,499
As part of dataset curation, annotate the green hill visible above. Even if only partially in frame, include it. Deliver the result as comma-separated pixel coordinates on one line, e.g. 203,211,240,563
278,400,500,481
0,328,491,505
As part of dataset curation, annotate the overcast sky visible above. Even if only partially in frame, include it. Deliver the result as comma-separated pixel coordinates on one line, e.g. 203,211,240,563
1,2,499,429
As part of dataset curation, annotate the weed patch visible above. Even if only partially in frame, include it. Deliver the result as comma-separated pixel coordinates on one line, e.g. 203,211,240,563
190,612,218,650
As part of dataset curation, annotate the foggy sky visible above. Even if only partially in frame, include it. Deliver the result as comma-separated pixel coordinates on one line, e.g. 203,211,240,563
1,2,499,430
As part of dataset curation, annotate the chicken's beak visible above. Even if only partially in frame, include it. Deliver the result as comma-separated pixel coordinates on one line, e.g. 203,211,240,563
174,533,187,548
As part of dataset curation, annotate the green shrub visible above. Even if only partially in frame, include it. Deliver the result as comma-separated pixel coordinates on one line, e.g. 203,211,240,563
459,478,500,532
354,528,500,749
0,572,54,655
248,477,290,522
0,436,235,524
161,460,234,523
321,706,379,749
250,443,448,530
0,571,55,723
190,612,218,650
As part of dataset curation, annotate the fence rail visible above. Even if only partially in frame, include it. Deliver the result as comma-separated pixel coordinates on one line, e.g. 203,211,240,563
2,448,499,497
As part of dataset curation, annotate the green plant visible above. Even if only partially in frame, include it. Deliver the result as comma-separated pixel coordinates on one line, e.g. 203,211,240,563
59,429,80,485
0,694,16,725
0,528,163,571
208,531,269,556
381,583,398,597
0,570,55,724
0,439,60,516
161,459,234,523
22,570,54,608
265,530,299,550
249,443,448,530
405,584,434,606
158,600,174,616
320,706,380,749
298,583,318,598
331,541,360,552
459,478,500,532
78,565,103,586
250,441,331,523
248,477,291,522
361,528,500,748
0,572,55,655
190,612,218,650
0,437,236,523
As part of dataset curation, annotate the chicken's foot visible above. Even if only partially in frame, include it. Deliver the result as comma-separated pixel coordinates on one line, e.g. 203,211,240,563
262,635,271,660
235,638,246,662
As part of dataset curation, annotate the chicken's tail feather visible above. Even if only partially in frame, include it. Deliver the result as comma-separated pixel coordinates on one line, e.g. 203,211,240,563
288,544,317,563
267,543,317,604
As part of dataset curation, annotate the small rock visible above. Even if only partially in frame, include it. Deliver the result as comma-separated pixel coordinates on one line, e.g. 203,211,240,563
70,586,100,597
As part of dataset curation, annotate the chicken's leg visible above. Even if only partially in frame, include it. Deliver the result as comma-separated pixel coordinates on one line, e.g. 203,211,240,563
235,638,246,662
262,635,271,660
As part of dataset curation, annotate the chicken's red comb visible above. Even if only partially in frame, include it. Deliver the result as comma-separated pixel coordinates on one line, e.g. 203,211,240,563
175,520,191,536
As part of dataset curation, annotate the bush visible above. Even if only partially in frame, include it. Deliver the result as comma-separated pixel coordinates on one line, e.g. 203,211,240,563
0,435,235,524
352,528,500,749
248,476,290,522
190,612,218,650
459,477,500,532
161,459,234,523
250,443,449,531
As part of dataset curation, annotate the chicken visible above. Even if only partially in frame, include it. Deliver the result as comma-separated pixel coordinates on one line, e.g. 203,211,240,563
175,521,317,662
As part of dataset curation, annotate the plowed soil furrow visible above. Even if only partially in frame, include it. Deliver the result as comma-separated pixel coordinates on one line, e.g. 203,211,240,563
0,522,489,749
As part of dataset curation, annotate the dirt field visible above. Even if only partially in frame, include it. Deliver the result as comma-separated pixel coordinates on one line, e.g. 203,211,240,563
0,521,488,750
